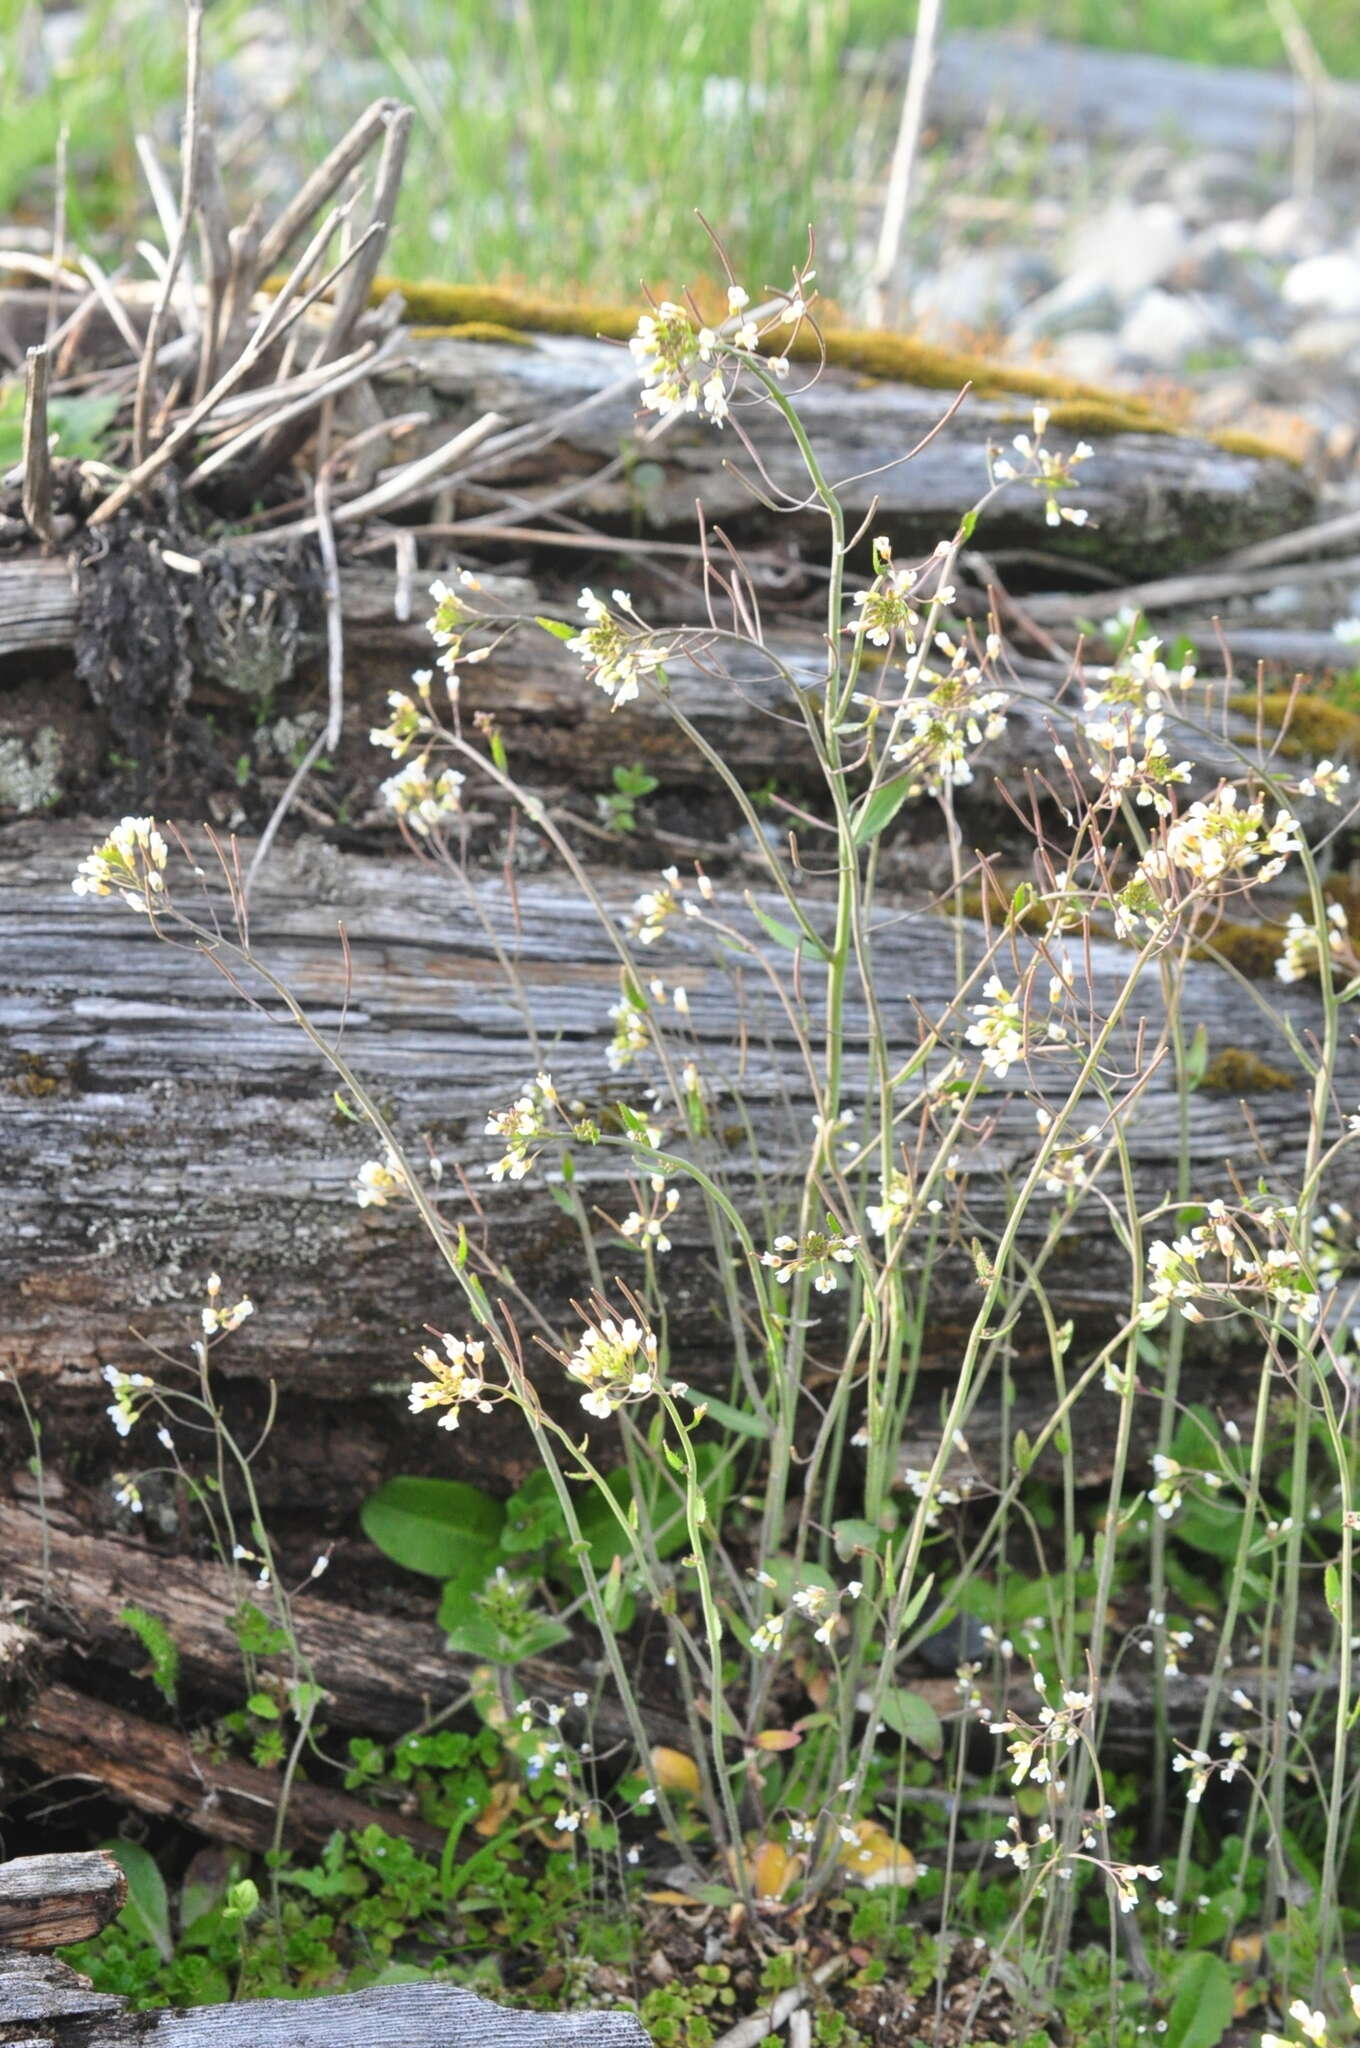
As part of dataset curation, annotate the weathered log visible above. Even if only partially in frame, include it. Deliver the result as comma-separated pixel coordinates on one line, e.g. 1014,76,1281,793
0,1504,1344,1795
0,1949,649,2048
1,553,1348,826
0,1851,125,1951
370,329,1313,574
4,821,1354,1411
875,29,1360,166
0,1501,691,1755
0,1948,126,2027
7,1685,448,1858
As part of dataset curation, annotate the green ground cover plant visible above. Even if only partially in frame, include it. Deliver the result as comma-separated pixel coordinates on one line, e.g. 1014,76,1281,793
63,252,1360,2044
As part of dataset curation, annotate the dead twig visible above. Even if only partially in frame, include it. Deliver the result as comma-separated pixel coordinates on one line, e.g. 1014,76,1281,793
131,1,205,466
21,348,56,548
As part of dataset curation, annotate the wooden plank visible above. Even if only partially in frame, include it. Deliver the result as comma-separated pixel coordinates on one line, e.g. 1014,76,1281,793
0,1852,126,1950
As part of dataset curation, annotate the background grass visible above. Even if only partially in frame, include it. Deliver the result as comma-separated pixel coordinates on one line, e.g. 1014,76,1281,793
2,0,1359,308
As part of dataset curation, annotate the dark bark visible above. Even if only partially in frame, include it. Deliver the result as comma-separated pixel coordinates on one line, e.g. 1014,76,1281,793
6,1685,448,1858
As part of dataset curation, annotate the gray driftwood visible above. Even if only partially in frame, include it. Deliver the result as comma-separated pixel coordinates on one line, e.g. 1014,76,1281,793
0,1852,125,1950
0,1950,649,2048
368,329,1312,573
877,29,1360,165
4,821,1353,1399
0,554,1344,823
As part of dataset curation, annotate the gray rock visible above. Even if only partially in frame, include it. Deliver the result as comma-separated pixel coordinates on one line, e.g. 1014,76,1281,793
1010,269,1121,343
1067,200,1191,301
1119,288,1218,369
1283,251,1360,316
1286,315,1360,367
1164,151,1265,224
1045,328,1126,384
908,248,1054,342
1254,196,1336,262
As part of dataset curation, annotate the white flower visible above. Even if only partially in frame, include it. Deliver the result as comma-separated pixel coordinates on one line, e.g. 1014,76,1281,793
380,756,464,835
565,1312,660,1415
72,817,168,913
409,1332,493,1432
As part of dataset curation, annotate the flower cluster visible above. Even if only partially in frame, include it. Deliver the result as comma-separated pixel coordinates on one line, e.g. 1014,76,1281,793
966,971,1069,1081
630,298,735,425
866,1169,914,1237
379,757,465,836
1261,1991,1360,2048
72,816,168,913
201,1272,254,1335
989,1674,1094,1789
566,589,669,708
749,1572,863,1654
991,406,1093,526
1297,758,1352,805
852,560,922,648
1149,788,1302,888
104,1365,152,1438
1139,1199,1318,1329
628,279,798,425
620,1175,681,1254
1147,1452,1224,1521
761,1227,860,1294
369,682,434,759
409,1331,495,1431
887,650,1010,797
1115,787,1303,938
630,864,706,945
565,1311,661,1418
1277,903,1348,985
485,1074,559,1182
1173,1724,1251,1805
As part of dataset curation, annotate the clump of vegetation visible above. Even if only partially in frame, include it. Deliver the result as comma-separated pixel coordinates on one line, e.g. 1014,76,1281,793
61,240,1360,2048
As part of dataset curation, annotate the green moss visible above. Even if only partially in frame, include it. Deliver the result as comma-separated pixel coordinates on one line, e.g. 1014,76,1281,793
1199,1047,1296,1095
1192,919,1287,980
410,319,537,346
1228,690,1360,762
368,277,1294,462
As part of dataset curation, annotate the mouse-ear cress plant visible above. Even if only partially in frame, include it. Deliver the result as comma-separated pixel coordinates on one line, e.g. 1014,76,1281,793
74,251,1360,2039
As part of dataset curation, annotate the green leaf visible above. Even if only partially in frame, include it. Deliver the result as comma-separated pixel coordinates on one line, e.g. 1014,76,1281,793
246,1690,280,1720
119,1604,179,1707
361,1476,505,1578
536,614,577,641
1185,1023,1210,1089
683,1388,769,1439
1325,1561,1344,1623
1164,1951,1234,2048
749,901,830,962
99,1840,173,1962
831,1519,883,1560
851,775,914,847
958,508,978,542
878,1687,944,1759
0,384,119,470
501,1469,568,1556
